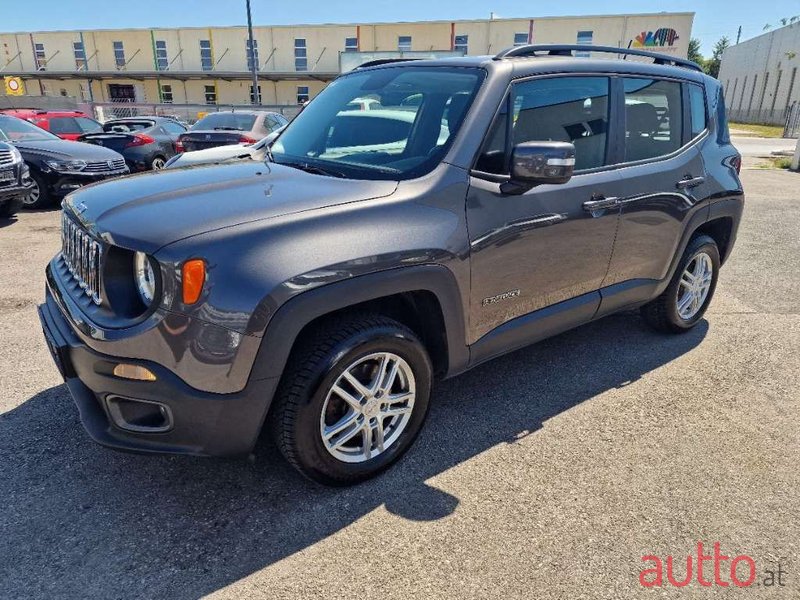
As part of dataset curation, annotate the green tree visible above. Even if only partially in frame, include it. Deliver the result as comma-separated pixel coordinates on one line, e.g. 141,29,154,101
704,36,730,79
687,38,705,67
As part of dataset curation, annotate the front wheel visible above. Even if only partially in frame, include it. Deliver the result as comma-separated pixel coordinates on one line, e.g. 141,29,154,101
22,171,52,210
269,314,432,486
641,234,720,333
150,156,167,170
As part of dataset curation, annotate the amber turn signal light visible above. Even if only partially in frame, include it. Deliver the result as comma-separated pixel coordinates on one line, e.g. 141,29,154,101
182,259,206,304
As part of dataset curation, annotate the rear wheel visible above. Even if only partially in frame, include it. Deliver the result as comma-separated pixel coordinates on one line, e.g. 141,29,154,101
23,171,53,209
269,314,432,486
641,234,720,333
150,156,167,170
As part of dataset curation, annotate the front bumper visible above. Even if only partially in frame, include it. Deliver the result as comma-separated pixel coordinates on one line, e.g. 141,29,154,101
38,285,279,458
0,180,33,207
42,168,129,197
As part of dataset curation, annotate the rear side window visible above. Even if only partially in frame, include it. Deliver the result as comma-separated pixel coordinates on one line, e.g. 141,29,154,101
623,78,682,162
688,84,707,137
48,117,80,134
715,87,731,144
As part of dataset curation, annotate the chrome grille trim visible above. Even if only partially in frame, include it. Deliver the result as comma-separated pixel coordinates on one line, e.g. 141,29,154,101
61,212,102,305
82,158,127,173
0,149,14,167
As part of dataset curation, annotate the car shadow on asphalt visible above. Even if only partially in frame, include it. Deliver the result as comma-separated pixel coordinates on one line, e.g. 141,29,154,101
0,313,707,599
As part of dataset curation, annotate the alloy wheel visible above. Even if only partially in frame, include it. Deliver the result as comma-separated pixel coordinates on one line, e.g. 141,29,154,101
677,251,713,320
151,157,166,170
23,178,40,205
320,352,416,463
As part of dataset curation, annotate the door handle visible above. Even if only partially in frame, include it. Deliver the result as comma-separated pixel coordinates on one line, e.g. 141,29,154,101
583,196,619,212
676,176,705,189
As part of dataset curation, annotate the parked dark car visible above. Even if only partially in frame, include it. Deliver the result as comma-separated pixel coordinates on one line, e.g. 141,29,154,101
39,46,743,485
0,141,34,218
0,109,103,141
78,116,187,171
164,125,285,169
177,110,287,152
0,114,128,209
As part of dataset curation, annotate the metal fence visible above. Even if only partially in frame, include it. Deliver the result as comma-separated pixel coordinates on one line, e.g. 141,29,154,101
89,101,302,125
784,102,800,139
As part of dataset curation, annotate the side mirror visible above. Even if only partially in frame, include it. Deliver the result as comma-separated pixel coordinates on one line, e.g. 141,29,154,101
501,141,575,194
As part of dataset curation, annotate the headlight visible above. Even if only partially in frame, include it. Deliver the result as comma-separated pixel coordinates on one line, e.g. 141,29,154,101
8,145,22,164
45,159,87,172
134,251,157,305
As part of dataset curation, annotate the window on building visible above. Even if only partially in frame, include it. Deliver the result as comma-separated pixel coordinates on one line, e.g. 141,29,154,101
294,38,307,71
155,40,168,71
576,31,593,58
623,77,683,162
34,42,46,70
297,85,309,104
113,41,125,68
250,84,261,104
454,35,468,54
204,85,217,105
345,37,358,52
73,41,86,70
246,39,259,71
161,84,173,103
688,83,707,137
200,40,213,71
398,36,412,52
513,33,529,47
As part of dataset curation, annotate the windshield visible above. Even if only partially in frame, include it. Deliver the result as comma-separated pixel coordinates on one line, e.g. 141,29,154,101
0,115,59,142
192,113,257,131
272,66,485,180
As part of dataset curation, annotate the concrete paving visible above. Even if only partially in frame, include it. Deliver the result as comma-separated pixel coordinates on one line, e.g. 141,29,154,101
0,167,798,599
732,135,797,157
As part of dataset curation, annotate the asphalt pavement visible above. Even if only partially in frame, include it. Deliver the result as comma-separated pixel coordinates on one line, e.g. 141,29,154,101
0,166,798,599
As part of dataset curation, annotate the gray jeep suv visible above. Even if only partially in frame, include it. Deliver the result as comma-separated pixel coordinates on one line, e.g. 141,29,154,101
39,45,743,485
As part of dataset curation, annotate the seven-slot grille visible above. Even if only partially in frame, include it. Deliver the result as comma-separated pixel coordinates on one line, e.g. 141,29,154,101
83,158,127,173
0,149,15,167
61,212,102,305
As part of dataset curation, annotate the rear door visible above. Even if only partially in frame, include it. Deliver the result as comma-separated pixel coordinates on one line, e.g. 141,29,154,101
598,76,709,312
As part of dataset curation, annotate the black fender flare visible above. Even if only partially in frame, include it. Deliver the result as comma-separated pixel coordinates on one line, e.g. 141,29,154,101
248,264,470,382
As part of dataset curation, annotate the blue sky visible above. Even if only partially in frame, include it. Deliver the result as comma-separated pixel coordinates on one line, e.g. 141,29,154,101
0,0,796,56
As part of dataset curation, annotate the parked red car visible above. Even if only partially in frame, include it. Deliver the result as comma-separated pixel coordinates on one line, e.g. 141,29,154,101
0,109,102,141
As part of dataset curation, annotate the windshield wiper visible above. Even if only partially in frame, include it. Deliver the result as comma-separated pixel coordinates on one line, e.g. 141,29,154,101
279,160,347,178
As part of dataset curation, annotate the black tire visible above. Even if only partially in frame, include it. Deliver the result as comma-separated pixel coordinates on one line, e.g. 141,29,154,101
641,234,720,333
269,314,433,486
23,171,52,210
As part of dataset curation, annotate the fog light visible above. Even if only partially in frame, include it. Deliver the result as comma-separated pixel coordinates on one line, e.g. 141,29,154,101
113,363,157,381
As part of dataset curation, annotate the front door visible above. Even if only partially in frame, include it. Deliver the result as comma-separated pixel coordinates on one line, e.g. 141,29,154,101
467,75,621,345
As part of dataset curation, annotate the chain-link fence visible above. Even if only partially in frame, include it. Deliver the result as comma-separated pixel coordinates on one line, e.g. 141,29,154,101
784,102,800,139
89,101,302,125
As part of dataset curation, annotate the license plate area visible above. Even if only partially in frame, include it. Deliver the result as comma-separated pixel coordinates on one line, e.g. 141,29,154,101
0,169,14,183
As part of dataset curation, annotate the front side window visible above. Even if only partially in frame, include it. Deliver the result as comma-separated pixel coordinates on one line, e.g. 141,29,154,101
155,40,168,71
398,36,412,52
273,66,484,180
75,116,102,133
688,84,707,138
294,38,307,71
113,41,125,68
48,117,80,135
623,77,682,162
200,40,213,71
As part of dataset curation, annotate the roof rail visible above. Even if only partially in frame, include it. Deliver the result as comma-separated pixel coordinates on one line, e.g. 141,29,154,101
355,58,419,69
493,44,703,73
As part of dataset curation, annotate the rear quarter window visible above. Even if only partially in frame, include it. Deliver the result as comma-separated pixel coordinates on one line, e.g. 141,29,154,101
688,84,707,138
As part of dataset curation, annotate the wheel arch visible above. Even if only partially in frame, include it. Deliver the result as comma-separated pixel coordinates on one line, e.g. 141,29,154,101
248,264,470,384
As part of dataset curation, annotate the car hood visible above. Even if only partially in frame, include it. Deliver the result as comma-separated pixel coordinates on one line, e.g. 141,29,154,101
171,143,255,166
64,161,398,253
15,138,123,160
